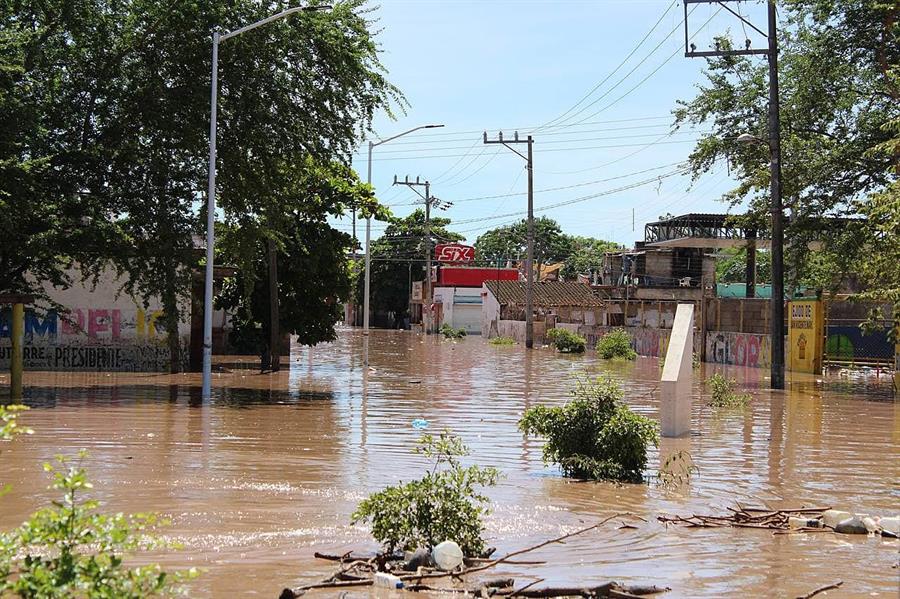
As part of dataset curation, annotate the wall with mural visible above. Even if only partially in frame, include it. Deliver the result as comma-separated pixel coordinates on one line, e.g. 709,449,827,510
0,268,190,371
704,331,771,368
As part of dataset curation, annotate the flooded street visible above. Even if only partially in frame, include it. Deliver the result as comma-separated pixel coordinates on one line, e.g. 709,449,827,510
1,329,898,598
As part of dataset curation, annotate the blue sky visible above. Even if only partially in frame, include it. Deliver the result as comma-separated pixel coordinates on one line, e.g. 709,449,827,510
338,0,771,249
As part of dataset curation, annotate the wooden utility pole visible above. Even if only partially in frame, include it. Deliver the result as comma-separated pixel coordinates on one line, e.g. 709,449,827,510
683,0,785,388
484,131,535,348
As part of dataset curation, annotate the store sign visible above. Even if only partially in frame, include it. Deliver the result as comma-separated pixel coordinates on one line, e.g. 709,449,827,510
435,243,475,263
411,281,423,301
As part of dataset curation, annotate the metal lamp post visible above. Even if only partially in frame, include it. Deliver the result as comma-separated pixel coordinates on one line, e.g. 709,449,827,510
202,4,330,399
362,125,443,362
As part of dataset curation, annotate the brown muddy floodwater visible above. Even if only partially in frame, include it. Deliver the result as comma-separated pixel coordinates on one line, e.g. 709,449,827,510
1,329,898,598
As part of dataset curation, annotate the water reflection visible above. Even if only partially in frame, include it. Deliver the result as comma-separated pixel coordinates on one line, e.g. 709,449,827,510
0,328,896,598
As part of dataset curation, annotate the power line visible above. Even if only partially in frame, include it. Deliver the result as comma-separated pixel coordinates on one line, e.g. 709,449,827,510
534,0,680,132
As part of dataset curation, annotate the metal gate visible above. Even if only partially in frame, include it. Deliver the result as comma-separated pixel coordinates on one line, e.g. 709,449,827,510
824,300,894,366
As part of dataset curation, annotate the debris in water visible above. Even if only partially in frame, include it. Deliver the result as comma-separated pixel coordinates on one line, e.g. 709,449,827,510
411,419,429,430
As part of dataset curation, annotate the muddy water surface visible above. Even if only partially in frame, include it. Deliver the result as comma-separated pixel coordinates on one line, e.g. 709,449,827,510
1,329,898,598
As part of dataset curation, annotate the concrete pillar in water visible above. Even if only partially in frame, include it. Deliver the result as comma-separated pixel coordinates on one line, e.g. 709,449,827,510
10,302,24,399
660,303,694,437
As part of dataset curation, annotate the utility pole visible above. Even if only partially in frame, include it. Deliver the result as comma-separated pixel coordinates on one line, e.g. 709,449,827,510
393,176,452,335
683,0,785,389
484,131,535,348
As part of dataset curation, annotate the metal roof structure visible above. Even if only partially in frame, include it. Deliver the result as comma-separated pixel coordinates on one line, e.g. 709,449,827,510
644,213,769,249
484,280,603,307
643,212,859,250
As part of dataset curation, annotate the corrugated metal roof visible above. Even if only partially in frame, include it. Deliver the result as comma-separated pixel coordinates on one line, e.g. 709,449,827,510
484,280,603,307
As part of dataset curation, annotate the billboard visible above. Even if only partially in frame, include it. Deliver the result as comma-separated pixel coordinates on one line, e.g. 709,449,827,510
434,243,475,263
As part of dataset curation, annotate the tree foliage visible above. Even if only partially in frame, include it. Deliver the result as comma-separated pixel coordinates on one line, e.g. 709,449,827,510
0,453,196,598
1,0,402,369
674,1,899,291
218,157,375,355
560,236,622,281
715,248,772,284
474,217,574,276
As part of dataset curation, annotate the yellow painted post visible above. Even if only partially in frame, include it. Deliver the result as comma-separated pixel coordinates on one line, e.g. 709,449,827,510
10,302,23,399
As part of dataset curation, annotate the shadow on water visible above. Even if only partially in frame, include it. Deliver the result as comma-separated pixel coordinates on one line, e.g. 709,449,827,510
10,384,336,409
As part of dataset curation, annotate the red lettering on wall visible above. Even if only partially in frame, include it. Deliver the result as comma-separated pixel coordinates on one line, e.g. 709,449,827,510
88,309,109,338
61,309,84,335
111,309,121,340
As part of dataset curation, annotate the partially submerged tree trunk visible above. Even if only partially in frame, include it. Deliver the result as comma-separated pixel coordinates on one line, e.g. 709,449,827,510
268,237,280,372
163,264,181,374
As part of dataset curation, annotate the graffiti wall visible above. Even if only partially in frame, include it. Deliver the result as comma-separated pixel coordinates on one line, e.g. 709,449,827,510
705,331,771,368
0,268,190,372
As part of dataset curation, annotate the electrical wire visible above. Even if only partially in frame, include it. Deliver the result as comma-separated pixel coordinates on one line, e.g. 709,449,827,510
533,0,680,132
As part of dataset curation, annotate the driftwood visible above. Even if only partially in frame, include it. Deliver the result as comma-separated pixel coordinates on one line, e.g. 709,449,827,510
796,581,843,599
280,513,671,598
658,505,829,532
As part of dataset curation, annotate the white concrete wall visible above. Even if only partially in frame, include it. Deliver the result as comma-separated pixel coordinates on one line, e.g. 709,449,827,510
0,266,191,371
435,287,483,334
481,284,501,337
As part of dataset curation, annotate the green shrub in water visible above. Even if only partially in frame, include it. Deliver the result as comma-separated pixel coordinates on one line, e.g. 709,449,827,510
706,373,751,407
440,323,467,339
596,329,637,360
519,377,659,482
488,336,516,345
352,432,499,556
0,452,197,598
545,328,586,353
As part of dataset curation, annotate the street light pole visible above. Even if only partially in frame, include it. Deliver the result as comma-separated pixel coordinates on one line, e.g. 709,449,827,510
362,125,444,361
201,5,330,399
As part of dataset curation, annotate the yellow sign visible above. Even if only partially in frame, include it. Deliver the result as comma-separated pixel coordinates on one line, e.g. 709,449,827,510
788,300,823,373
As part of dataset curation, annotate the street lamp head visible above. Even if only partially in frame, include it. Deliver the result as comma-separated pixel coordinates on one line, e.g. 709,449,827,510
736,132,763,145
424,124,445,129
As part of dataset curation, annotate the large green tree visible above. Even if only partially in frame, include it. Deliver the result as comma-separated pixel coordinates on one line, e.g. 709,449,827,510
218,157,378,366
474,217,574,278
674,0,899,291
360,210,463,319
0,1,122,301
560,236,622,281
2,0,401,371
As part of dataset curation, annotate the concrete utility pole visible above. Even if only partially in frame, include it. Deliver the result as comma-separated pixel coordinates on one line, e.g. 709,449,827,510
683,0,785,389
393,176,451,334
484,131,535,348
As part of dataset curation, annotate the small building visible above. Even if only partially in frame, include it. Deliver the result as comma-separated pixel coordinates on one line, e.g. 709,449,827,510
600,243,716,301
481,280,604,343
429,266,519,334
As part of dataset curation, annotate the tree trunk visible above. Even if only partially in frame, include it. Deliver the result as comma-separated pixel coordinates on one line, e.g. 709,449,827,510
163,265,181,374
268,237,280,372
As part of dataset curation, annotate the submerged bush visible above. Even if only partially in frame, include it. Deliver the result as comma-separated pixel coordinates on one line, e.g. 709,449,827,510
596,329,637,360
545,328,586,353
352,432,499,556
440,323,467,339
488,336,515,345
519,377,658,482
0,452,196,597
706,373,751,407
